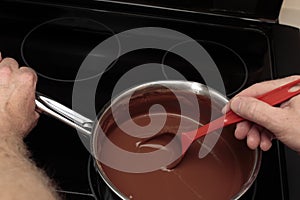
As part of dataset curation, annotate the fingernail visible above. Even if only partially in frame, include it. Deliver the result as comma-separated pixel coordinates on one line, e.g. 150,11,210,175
230,97,242,113
221,104,229,114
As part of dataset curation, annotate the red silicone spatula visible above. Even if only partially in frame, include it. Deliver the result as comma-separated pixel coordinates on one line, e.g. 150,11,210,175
168,78,300,168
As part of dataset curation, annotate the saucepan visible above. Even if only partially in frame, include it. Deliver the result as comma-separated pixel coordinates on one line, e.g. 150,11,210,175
36,80,261,200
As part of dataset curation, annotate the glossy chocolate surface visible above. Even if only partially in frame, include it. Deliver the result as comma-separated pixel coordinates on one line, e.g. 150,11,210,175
96,88,256,200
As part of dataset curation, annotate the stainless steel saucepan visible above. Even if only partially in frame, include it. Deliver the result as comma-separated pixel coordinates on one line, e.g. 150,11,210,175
35,80,261,200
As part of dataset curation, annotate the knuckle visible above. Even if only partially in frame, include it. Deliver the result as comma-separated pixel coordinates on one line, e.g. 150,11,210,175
20,67,37,83
2,57,19,68
245,100,268,124
245,101,258,117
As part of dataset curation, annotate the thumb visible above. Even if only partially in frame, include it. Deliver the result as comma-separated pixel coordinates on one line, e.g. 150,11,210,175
230,96,284,134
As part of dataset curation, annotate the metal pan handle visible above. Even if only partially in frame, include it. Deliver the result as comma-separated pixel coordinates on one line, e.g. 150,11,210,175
35,92,93,137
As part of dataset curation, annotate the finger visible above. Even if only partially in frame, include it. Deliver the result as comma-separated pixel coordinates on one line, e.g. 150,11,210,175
246,124,261,150
260,129,274,151
234,121,252,140
0,58,19,86
234,76,300,97
14,68,37,111
0,52,2,61
285,95,300,108
9,67,37,115
0,64,13,85
17,67,38,87
0,57,19,71
222,103,230,114
230,96,286,134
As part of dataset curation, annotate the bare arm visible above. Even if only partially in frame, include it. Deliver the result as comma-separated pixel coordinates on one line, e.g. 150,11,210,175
0,55,59,199
227,75,300,153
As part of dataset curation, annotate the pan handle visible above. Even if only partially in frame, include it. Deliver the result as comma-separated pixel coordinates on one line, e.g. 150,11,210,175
35,92,93,137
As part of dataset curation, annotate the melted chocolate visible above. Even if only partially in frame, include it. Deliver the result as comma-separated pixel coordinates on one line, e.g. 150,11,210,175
95,88,256,200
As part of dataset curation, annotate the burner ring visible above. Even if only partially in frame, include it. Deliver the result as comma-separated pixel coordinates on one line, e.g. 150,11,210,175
161,40,248,96
200,40,248,96
21,17,120,82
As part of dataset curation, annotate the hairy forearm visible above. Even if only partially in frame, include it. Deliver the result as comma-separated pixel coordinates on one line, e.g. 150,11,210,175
0,136,59,200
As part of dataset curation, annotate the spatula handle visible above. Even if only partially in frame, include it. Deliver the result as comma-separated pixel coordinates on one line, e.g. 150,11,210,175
224,78,300,125
256,79,300,105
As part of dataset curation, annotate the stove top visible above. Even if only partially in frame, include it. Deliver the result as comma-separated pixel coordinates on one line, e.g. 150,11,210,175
0,0,298,199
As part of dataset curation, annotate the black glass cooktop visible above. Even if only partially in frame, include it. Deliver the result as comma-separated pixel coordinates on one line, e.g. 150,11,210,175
0,0,290,199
